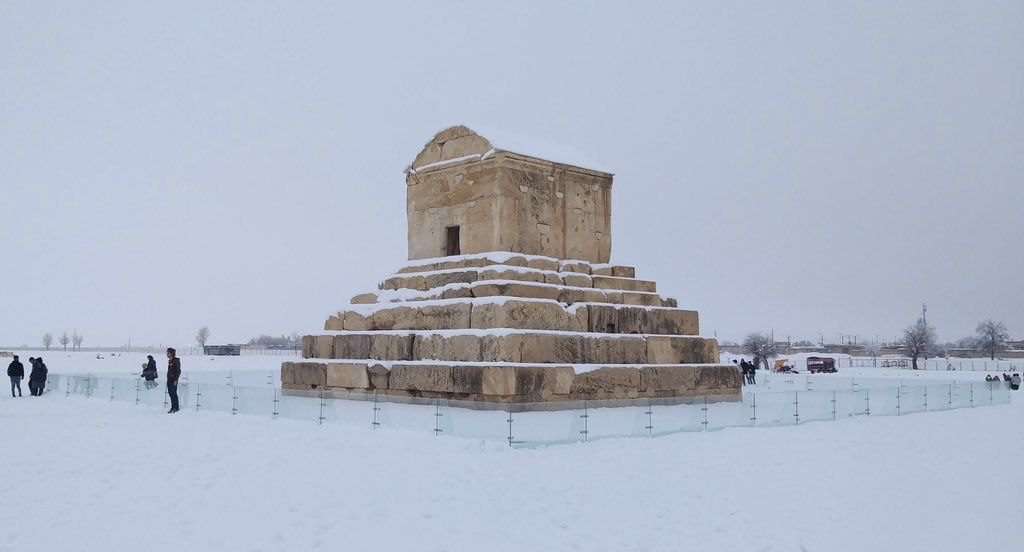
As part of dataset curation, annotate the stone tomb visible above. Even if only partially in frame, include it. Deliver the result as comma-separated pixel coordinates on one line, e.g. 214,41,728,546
283,126,741,405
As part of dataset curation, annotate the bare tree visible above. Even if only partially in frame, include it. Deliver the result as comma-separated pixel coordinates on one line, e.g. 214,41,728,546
865,341,883,367
902,318,936,370
196,326,211,350
975,319,1010,360
42,333,53,350
743,332,779,371
58,332,70,351
71,330,83,351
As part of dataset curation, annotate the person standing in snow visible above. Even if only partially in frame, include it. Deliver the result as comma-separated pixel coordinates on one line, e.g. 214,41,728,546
166,348,181,413
1011,374,1021,391
8,355,25,397
28,357,47,396
747,359,757,385
141,355,159,389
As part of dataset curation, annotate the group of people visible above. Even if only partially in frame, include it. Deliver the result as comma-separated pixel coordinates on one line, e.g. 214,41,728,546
985,373,1021,391
133,349,181,412
6,355,48,397
5,349,181,412
732,359,758,385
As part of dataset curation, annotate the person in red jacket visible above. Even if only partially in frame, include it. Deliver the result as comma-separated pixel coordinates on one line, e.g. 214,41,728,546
166,348,181,413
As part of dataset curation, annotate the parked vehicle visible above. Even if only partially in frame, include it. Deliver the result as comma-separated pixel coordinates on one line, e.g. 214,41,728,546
806,356,837,373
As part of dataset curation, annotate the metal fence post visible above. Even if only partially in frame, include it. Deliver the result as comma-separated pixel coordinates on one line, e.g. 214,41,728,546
371,392,380,429
702,395,709,431
194,389,201,412
272,388,279,419
506,411,514,447
135,378,141,405
433,400,443,436
831,390,836,421
645,399,654,436
318,390,326,425
231,386,238,415
865,388,871,415
579,401,589,441
109,379,115,401
750,393,757,427
896,386,901,416
793,392,800,424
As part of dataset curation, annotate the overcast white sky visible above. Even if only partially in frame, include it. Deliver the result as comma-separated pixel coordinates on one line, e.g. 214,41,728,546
2,1,1022,348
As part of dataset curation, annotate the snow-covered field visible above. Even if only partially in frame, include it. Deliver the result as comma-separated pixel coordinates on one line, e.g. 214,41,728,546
1,353,1021,551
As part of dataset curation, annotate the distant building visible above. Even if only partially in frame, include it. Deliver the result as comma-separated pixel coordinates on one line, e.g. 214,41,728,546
204,344,241,356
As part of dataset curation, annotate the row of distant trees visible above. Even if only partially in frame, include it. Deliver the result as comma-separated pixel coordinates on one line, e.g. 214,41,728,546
193,326,300,349
741,318,1013,371
40,331,84,351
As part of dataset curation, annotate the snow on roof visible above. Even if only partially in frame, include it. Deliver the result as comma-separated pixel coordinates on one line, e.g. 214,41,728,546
467,124,613,174
410,125,613,174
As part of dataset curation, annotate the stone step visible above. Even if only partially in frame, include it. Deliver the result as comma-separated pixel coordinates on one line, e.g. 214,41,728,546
393,251,636,279
380,265,656,293
301,331,718,365
325,299,698,335
351,281,677,309
281,360,741,402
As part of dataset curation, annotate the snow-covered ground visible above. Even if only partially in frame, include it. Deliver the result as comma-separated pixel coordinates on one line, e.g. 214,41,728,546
1,354,1021,551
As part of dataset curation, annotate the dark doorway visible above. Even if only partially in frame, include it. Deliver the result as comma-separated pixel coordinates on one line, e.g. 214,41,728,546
446,225,461,256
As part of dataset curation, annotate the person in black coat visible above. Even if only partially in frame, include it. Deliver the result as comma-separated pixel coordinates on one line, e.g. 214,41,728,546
7,355,25,397
141,355,159,389
28,357,48,396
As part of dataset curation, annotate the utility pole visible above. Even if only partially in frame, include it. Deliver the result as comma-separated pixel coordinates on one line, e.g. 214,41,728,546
922,303,928,324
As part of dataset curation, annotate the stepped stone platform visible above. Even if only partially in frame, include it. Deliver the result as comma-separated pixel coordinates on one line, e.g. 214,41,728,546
282,126,741,406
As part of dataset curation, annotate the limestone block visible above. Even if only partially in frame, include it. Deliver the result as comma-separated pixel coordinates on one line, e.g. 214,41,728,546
326,363,370,389
542,273,565,285
381,271,479,292
482,366,516,395
515,333,583,364
293,362,327,388
281,362,295,385
313,335,335,359
352,293,378,304
470,300,583,331
369,334,415,361
514,366,574,397
662,297,678,308
573,305,589,332
570,367,640,398
581,335,648,364
438,286,475,300
586,305,700,336
390,364,455,393
479,268,547,284
620,292,663,307
332,334,373,360
592,276,656,293
560,261,591,275
471,282,561,301
413,333,492,362
367,363,390,390
343,311,371,331
451,365,484,394
302,335,315,358
562,273,593,288
645,337,718,364
611,266,636,278
324,315,343,331
639,366,696,393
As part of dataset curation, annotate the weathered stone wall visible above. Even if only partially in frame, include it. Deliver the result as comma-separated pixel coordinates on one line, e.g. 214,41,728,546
406,126,613,263
282,360,742,404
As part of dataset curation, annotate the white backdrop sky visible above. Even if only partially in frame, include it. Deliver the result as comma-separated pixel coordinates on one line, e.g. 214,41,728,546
2,1,1022,348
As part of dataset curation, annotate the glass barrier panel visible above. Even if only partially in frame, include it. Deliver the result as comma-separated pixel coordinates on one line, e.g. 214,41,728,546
834,388,867,419
195,383,234,413
950,382,973,409
579,400,648,440
900,385,928,415
443,400,515,442
649,397,709,435
321,391,377,428
372,395,439,434
111,377,138,404
234,386,277,418
751,391,795,427
706,396,754,430
992,383,1012,405
869,387,898,416
276,388,324,424
508,402,583,446
796,390,834,423
924,384,949,412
